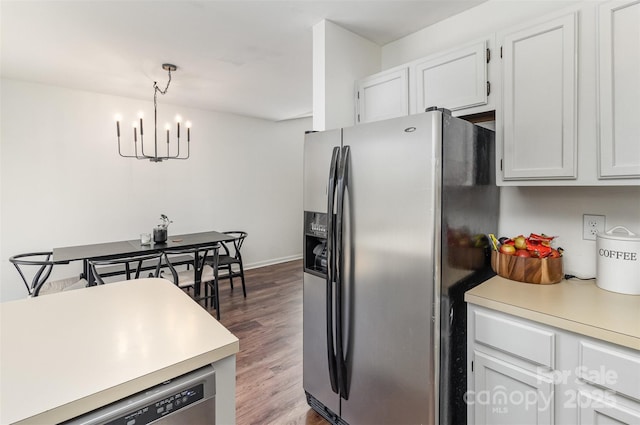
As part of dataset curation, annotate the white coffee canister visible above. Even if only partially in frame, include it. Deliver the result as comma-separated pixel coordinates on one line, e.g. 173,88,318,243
596,226,640,295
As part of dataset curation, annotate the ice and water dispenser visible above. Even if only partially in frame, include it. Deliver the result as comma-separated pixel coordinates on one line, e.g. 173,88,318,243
304,211,328,276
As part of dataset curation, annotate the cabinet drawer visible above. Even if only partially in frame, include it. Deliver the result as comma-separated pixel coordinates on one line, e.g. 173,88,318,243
474,310,555,368
579,341,640,401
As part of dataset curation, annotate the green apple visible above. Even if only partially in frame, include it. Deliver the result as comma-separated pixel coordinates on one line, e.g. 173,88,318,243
514,235,527,250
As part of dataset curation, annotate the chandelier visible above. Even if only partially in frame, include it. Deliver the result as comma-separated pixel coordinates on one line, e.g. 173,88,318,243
115,64,191,162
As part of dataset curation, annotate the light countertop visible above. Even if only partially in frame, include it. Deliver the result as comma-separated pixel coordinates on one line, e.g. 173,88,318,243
0,278,239,425
465,275,640,351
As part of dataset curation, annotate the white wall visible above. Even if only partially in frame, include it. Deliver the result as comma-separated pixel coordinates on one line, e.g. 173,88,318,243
499,186,640,278
313,20,380,131
1,79,310,302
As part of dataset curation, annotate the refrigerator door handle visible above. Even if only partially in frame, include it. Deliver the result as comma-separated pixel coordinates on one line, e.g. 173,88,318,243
335,145,350,399
325,145,340,394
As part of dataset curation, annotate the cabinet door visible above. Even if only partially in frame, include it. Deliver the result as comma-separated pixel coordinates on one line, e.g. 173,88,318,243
355,67,409,124
472,351,554,425
501,13,577,180
598,0,640,178
578,390,640,425
414,41,488,113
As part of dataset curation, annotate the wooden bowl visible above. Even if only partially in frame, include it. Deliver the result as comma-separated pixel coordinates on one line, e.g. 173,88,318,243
491,251,563,284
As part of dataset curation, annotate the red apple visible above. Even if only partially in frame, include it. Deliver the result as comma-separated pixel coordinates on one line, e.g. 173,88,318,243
515,249,531,258
500,244,516,255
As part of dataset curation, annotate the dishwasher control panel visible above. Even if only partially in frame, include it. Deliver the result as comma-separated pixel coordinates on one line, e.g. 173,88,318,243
61,365,216,425
105,384,204,425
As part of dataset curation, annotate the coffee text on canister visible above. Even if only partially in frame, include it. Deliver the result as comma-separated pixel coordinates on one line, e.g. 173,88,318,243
598,249,638,261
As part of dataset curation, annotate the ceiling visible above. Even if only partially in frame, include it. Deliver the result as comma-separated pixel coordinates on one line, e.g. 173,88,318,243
1,0,486,121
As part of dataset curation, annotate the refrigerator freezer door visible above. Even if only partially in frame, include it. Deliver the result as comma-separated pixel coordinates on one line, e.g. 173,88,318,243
303,129,342,417
303,272,340,416
303,129,342,214
339,113,440,425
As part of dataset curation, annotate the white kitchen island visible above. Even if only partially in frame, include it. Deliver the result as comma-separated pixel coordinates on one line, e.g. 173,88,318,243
0,278,239,425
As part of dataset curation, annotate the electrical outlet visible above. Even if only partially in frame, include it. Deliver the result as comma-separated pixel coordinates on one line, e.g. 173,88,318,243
583,214,606,241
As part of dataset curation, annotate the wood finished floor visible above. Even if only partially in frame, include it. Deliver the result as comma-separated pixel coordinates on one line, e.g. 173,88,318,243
203,259,329,425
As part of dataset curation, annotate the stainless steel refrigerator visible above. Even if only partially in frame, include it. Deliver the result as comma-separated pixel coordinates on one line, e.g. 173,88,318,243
302,109,499,425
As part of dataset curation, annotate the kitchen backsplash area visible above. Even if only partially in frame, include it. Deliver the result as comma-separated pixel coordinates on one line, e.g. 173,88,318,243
498,185,640,279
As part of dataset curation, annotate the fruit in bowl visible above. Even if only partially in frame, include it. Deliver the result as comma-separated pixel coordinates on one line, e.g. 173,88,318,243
493,233,563,259
514,235,528,250
499,244,516,255
490,233,564,284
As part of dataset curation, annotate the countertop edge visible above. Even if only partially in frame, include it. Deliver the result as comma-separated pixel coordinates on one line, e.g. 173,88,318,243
14,339,240,425
465,292,640,351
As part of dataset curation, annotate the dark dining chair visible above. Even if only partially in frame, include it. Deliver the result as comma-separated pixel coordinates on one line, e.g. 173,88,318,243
162,244,222,319
9,252,88,297
87,252,164,285
207,231,248,298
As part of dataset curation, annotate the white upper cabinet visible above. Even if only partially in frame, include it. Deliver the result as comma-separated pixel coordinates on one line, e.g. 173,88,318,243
500,13,578,180
413,41,489,114
598,0,640,178
355,38,492,124
355,67,409,124
496,2,639,186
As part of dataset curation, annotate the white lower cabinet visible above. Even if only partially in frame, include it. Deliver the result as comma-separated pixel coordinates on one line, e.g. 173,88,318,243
578,390,640,425
468,305,640,425
472,351,554,425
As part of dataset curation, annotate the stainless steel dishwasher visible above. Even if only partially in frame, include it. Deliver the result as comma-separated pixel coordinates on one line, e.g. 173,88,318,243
62,365,216,425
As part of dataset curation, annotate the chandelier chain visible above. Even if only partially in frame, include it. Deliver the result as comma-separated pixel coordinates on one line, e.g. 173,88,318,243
153,69,172,110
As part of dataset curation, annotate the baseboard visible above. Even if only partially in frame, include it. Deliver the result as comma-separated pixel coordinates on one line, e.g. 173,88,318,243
245,254,302,270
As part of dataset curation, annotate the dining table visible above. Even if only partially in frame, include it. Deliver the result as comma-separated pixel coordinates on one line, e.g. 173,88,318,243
52,231,236,291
